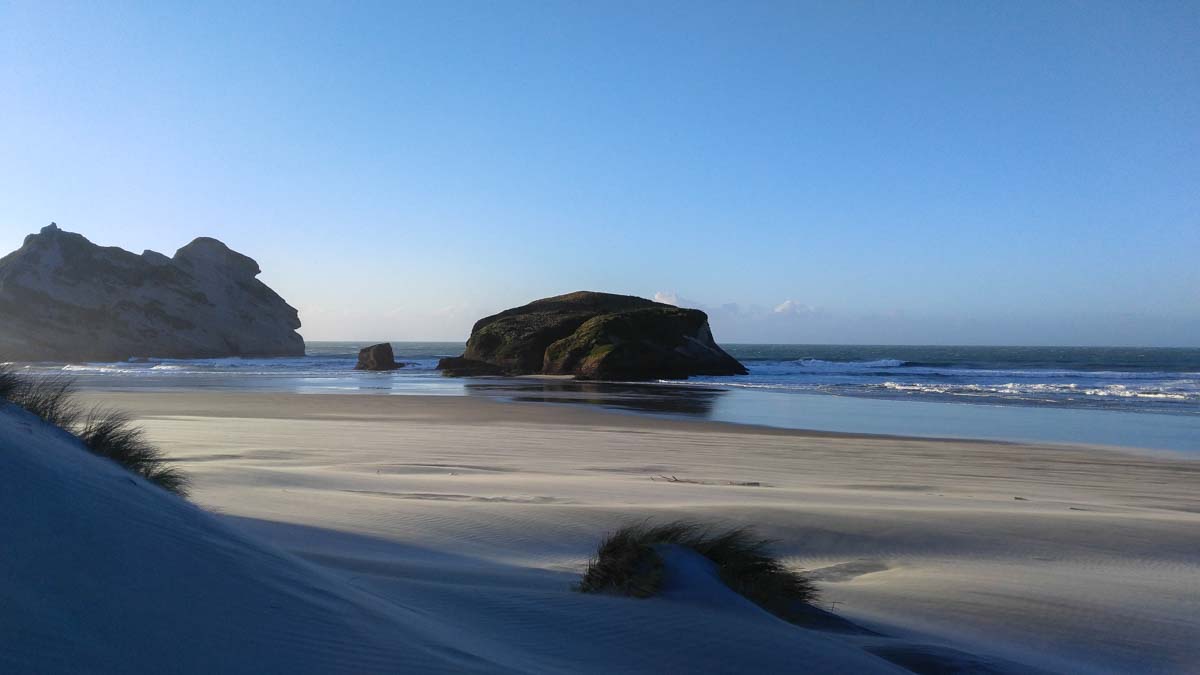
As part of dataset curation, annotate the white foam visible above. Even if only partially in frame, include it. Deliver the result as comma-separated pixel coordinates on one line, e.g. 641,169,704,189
793,358,905,370
878,381,1196,401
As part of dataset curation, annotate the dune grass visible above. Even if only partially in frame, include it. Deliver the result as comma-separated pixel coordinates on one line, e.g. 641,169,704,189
0,366,18,401
77,409,191,496
577,521,818,618
0,365,190,496
0,368,81,428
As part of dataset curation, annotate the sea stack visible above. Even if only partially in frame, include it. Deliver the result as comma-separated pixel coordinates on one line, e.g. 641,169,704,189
355,343,404,371
0,224,305,361
437,291,748,380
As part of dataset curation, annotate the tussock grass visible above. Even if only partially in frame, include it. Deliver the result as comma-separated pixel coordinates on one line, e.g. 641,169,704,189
1,370,81,428
577,522,671,598
77,409,191,496
0,365,19,400
1,366,189,497
577,521,818,618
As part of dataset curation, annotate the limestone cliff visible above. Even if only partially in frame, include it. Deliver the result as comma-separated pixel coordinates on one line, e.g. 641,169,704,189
0,224,304,361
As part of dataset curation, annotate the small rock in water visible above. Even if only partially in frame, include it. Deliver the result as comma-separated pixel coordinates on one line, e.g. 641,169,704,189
355,343,404,371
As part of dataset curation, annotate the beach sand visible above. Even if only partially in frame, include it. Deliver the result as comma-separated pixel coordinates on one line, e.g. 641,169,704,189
82,390,1200,673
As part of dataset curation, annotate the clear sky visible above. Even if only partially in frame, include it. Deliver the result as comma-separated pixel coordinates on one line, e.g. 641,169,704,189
2,1,1197,345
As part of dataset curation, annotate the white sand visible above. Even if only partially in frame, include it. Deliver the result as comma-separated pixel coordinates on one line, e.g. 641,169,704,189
9,391,1200,673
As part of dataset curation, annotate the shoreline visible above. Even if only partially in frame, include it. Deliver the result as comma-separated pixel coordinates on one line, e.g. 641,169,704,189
18,339,1198,454
79,386,1197,460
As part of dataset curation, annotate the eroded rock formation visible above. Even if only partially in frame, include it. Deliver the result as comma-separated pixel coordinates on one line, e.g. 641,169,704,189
0,224,304,361
437,291,747,380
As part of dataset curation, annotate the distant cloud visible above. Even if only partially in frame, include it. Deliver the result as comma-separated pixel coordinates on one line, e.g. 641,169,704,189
773,299,817,316
657,290,812,321
655,289,733,318
653,291,680,306
650,291,848,342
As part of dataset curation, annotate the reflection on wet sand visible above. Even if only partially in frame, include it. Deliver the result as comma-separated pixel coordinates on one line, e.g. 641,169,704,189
464,380,726,417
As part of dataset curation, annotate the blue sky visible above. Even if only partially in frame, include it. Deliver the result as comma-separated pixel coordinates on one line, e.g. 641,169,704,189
2,1,1197,345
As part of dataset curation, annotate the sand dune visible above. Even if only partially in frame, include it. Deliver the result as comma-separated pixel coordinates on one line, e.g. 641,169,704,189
0,403,902,673
8,391,1199,673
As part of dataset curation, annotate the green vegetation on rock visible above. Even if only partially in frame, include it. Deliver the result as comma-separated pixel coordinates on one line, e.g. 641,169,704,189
439,291,747,380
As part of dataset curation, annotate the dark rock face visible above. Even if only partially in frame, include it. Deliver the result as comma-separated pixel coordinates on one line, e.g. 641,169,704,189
0,224,305,362
432,356,504,377
355,343,404,371
437,291,747,380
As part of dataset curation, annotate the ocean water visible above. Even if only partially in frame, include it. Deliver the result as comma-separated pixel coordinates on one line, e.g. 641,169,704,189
8,342,1199,453
694,344,1200,415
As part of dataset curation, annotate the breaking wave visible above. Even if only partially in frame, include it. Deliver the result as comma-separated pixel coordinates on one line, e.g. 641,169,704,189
791,358,906,370
877,381,1197,402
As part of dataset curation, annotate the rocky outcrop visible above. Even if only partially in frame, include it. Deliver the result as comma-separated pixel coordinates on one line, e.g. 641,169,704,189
0,224,305,362
437,291,747,380
355,343,404,371
432,356,505,377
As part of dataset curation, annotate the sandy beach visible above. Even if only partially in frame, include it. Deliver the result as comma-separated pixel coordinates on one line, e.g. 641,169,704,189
79,390,1200,673
8,3,1198,671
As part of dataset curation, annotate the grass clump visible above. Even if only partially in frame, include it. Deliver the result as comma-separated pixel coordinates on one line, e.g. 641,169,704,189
0,365,19,400
0,369,81,428
577,522,671,598
0,366,189,497
77,409,191,497
577,521,818,619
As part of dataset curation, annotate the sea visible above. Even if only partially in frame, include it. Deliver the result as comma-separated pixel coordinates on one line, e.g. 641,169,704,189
10,342,1199,454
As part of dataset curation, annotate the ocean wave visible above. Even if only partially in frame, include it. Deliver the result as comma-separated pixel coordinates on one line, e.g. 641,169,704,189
670,381,819,391
792,358,906,369
877,381,1197,401
740,359,1194,382
145,356,310,369
61,364,143,374
39,355,445,378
